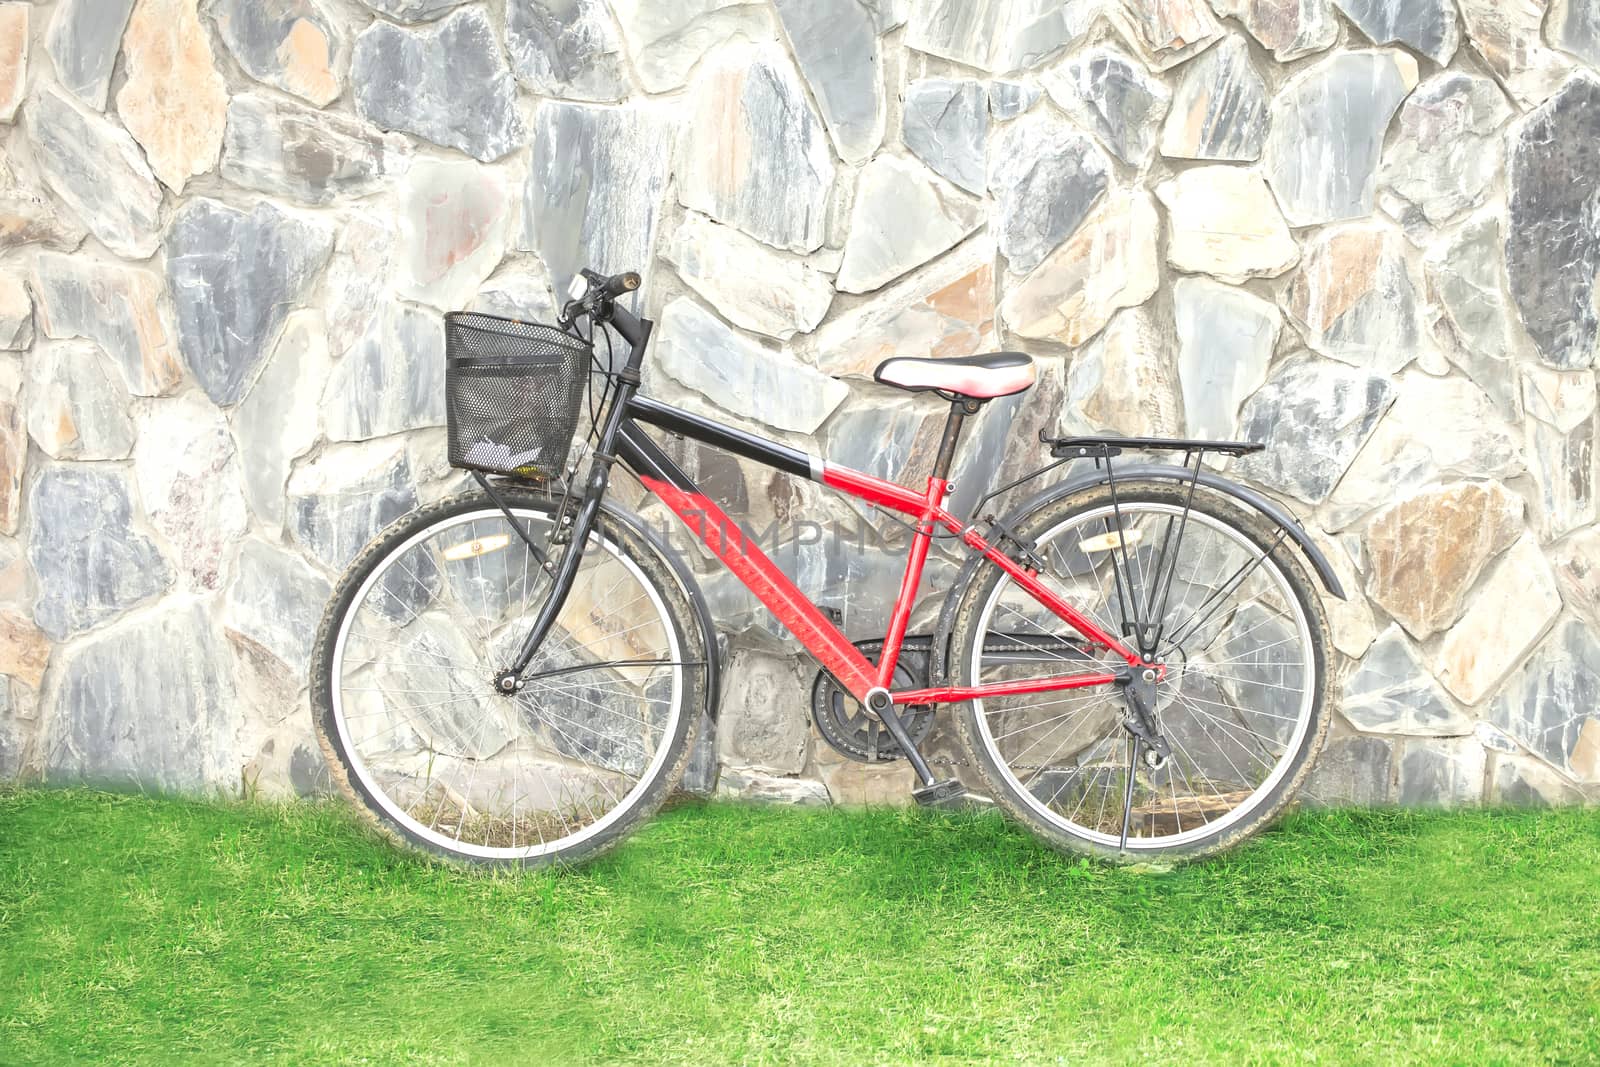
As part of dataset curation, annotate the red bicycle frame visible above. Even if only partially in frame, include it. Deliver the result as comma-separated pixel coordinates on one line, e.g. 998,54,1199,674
615,393,1152,707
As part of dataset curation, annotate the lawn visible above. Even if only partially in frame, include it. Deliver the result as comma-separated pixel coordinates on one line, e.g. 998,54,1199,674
1,790,1597,1065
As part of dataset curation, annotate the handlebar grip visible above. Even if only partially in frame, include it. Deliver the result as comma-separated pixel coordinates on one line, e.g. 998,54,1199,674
605,271,641,296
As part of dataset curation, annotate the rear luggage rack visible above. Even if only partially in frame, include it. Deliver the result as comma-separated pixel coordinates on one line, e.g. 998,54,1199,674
1040,433,1266,460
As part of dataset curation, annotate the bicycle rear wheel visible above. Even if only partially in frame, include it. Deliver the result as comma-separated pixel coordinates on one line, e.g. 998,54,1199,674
948,481,1332,863
311,487,705,869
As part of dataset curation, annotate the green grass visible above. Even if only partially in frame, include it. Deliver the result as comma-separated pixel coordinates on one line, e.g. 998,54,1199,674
1,791,1597,1065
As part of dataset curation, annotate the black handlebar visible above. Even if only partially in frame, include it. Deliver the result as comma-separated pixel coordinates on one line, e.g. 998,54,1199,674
580,268,641,299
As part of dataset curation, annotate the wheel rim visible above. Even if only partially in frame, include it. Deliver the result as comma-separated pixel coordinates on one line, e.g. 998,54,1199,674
968,502,1315,850
329,506,685,861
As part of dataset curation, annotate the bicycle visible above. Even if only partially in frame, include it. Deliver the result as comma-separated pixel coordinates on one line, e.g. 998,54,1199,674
310,267,1345,868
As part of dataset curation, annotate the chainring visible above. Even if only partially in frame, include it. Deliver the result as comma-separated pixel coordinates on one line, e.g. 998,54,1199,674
810,638,937,764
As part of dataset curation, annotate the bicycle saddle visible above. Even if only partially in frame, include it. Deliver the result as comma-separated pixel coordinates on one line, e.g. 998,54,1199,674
873,352,1036,399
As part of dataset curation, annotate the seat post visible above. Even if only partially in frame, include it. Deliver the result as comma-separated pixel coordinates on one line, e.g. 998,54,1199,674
930,398,981,483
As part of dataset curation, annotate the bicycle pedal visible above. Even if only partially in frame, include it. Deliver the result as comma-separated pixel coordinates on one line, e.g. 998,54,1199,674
912,778,969,809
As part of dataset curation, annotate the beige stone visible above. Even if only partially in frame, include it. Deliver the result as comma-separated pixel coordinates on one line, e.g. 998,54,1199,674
1363,481,1524,640
1433,534,1561,704
0,608,48,687
0,360,21,535
31,254,182,397
1156,166,1298,282
1458,0,1573,106
1552,526,1600,628
803,234,996,377
1067,306,1181,437
1000,190,1160,348
0,4,27,124
116,0,230,192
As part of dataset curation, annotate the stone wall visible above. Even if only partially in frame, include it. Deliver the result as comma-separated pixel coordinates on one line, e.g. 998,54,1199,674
0,0,1597,810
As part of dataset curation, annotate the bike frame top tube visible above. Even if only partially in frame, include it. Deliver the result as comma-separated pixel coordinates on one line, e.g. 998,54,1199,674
610,390,1150,705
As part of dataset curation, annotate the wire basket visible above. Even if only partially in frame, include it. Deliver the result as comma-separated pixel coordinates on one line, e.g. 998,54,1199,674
444,312,593,480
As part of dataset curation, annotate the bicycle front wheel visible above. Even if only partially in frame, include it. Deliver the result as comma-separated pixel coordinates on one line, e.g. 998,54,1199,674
949,481,1332,863
311,487,705,869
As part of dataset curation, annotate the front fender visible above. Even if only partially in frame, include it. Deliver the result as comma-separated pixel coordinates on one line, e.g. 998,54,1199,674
928,463,1344,682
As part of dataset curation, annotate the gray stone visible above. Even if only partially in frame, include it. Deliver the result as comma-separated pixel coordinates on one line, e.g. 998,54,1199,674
1458,0,1572,106
1484,617,1600,777
1551,0,1600,69
166,198,334,407
1000,190,1161,349
987,80,1039,119
677,710,719,796
987,108,1109,275
1173,277,1278,440
609,0,775,93
1397,739,1485,807
1156,166,1299,282
0,158,86,251
902,78,988,195
0,272,30,350
1379,73,1511,238
1305,733,1393,806
26,87,162,259
30,253,181,397
1433,534,1562,704
1262,50,1418,227
25,342,134,460
820,394,943,485
27,466,171,638
1521,365,1597,539
324,300,446,442
506,0,629,102
649,297,847,435
1506,74,1600,370
1326,374,1524,532
717,768,831,805
663,212,833,340
837,156,983,294
397,159,510,311
44,0,134,110
288,438,420,570
524,100,674,303
1042,47,1171,167
1333,0,1459,63
0,681,22,780
1210,0,1339,61
717,649,809,774
1232,353,1398,504
1110,0,1224,70
234,311,329,527
289,743,332,797
351,8,524,163
1425,212,1528,421
1475,721,1519,754
322,213,395,356
134,394,249,592
1343,626,1470,735
224,539,331,677
1284,222,1432,375
211,0,343,106
905,0,1079,73
355,0,470,21
471,264,559,323
221,94,412,207
775,0,884,165
677,45,834,254
1159,35,1269,162
1552,525,1600,628
1492,756,1589,807
45,601,237,791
